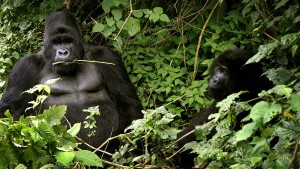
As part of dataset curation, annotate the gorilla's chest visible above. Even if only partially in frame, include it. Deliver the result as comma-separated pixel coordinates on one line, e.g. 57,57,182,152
40,63,103,94
38,63,110,110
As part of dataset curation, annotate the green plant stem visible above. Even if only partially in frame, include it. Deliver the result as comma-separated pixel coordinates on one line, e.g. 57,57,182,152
52,59,115,65
192,0,219,81
113,0,133,40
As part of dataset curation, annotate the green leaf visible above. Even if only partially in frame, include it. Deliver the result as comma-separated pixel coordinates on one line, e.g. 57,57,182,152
217,91,245,113
0,141,16,168
40,164,55,169
57,132,77,151
38,123,56,142
270,85,293,98
250,101,282,126
153,7,163,14
106,17,115,27
264,68,293,85
149,12,160,23
112,9,122,20
250,156,263,166
246,42,279,64
102,0,113,13
160,128,181,140
30,127,42,142
125,17,140,36
74,150,103,167
290,92,300,111
40,106,67,125
133,10,143,18
160,14,170,22
166,87,171,95
250,11,259,24
55,151,75,167
276,121,300,140
103,27,113,37
15,164,26,169
275,0,289,10
67,123,81,137
292,45,298,57
92,23,105,33
235,122,257,142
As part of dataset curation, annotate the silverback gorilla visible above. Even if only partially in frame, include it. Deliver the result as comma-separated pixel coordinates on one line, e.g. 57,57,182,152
177,48,272,168
0,11,142,152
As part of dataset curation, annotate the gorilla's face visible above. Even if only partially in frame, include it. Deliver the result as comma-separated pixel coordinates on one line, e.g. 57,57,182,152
43,12,84,75
208,63,236,101
206,49,251,101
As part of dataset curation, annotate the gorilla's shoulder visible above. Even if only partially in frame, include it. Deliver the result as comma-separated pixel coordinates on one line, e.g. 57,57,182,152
83,44,114,53
83,44,121,61
17,54,45,68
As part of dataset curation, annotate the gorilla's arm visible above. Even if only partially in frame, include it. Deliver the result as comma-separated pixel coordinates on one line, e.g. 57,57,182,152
86,46,143,130
177,101,217,147
0,55,44,117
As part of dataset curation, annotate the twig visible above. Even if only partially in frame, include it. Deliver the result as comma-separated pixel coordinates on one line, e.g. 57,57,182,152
166,146,185,161
288,140,300,169
102,159,130,168
53,59,115,65
114,0,133,40
93,135,120,153
163,94,186,107
192,0,220,81
101,128,114,159
76,136,112,156
165,129,195,150
64,116,72,128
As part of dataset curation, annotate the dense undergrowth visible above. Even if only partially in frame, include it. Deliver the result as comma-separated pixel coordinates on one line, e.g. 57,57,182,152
0,0,300,168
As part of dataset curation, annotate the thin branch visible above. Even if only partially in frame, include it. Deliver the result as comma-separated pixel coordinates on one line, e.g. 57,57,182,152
102,159,130,168
165,129,195,150
192,0,220,81
288,139,300,169
114,0,133,40
53,59,115,65
93,135,120,153
166,146,185,161
76,136,112,156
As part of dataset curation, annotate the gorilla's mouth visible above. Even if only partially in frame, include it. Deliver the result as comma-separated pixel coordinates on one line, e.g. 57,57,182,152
52,62,77,75
53,60,77,66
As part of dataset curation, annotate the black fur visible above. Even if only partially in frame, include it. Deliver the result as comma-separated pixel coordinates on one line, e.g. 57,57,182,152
177,48,272,168
0,11,142,154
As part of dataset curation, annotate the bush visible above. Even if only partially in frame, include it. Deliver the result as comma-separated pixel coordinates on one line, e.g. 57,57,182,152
1,0,300,168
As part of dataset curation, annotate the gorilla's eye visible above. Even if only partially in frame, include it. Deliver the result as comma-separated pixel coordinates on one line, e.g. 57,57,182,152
57,27,68,34
217,65,228,74
51,37,73,45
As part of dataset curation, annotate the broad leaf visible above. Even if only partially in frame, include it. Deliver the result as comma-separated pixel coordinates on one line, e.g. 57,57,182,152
92,23,105,33
235,122,257,142
67,123,81,137
55,151,75,167
102,0,113,13
74,150,103,167
290,92,300,111
38,123,56,142
40,106,67,126
249,101,282,127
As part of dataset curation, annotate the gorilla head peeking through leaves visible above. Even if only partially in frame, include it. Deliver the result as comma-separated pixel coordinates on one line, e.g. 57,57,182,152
0,11,142,153
208,49,271,101
177,48,273,169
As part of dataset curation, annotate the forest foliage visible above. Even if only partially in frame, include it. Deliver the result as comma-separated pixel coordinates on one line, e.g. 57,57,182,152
0,0,300,168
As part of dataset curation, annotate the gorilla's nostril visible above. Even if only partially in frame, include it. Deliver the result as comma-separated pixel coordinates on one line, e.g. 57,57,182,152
57,49,69,57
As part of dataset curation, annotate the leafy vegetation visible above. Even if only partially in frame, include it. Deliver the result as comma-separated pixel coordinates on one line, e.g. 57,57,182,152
0,82,103,168
0,0,300,168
